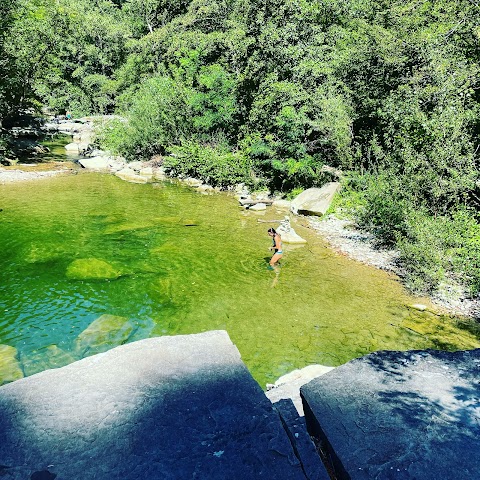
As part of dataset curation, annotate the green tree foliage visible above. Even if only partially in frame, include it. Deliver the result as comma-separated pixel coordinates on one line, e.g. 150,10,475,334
3,0,480,293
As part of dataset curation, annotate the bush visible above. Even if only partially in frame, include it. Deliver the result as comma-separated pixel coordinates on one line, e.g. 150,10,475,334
97,75,192,160
163,141,257,188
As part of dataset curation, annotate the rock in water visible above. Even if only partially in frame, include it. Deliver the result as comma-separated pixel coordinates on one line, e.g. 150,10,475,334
277,216,307,244
66,258,121,280
21,345,76,377
115,167,149,184
74,314,134,356
0,345,24,385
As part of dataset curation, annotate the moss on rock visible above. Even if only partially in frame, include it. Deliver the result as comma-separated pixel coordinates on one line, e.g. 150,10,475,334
66,258,121,280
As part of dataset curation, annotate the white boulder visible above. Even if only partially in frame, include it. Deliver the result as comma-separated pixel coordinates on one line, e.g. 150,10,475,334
291,182,341,216
276,216,307,244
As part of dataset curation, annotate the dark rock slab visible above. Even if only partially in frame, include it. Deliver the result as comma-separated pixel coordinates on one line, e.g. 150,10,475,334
301,349,480,480
274,399,330,480
0,331,307,480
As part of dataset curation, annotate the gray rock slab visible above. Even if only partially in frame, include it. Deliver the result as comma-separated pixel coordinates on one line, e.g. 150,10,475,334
0,331,307,480
301,349,480,480
291,183,340,216
274,399,330,480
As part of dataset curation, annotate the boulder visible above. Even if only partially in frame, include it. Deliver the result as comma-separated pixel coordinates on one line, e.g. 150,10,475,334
273,199,292,210
153,167,167,181
74,314,134,357
301,349,480,480
197,184,215,193
64,142,79,153
115,167,149,184
127,161,144,172
139,167,154,177
0,345,23,385
184,177,203,187
21,345,76,377
66,258,121,280
79,156,112,171
291,183,341,216
0,331,309,479
249,202,267,211
277,216,307,244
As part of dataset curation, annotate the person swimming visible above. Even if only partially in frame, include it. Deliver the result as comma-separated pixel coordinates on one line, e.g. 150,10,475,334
267,227,283,266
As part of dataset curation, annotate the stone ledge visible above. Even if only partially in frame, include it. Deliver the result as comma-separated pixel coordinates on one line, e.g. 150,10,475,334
301,348,480,480
0,331,308,480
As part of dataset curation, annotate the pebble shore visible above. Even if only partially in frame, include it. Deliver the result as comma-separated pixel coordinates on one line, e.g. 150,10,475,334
0,167,73,184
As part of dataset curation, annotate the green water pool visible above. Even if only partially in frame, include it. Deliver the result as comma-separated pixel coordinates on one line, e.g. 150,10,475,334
0,173,479,386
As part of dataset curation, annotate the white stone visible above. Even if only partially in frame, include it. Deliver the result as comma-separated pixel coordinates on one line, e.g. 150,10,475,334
184,177,203,187
139,167,154,176
252,191,271,201
197,184,215,192
276,216,307,244
249,203,267,211
153,167,167,181
79,157,111,171
266,364,334,415
128,161,144,172
273,200,291,210
64,142,79,153
115,168,148,184
410,303,428,311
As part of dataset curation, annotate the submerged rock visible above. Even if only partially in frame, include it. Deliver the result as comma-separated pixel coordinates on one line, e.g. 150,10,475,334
21,345,76,376
0,345,24,385
66,258,121,280
74,314,134,357
24,243,65,264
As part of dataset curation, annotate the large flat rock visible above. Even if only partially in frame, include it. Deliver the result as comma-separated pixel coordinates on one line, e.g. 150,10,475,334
290,183,340,216
301,349,480,480
0,331,308,480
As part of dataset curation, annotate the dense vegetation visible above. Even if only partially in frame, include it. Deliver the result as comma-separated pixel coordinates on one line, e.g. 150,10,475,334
1,0,480,297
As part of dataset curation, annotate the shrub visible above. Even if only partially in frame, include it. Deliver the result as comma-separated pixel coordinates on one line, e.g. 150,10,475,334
163,141,257,188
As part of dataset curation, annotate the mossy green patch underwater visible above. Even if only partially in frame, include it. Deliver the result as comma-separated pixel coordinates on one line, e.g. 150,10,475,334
0,173,479,387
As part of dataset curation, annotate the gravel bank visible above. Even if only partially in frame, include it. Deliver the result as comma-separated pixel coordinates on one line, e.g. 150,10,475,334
0,167,74,184
309,215,480,319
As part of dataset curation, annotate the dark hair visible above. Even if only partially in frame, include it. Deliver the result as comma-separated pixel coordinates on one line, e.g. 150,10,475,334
267,228,276,234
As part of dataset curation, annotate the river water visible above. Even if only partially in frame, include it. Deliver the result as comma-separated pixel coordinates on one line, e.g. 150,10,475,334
1,170,479,387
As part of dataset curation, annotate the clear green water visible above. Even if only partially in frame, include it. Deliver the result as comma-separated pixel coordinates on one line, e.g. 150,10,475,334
1,173,479,386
